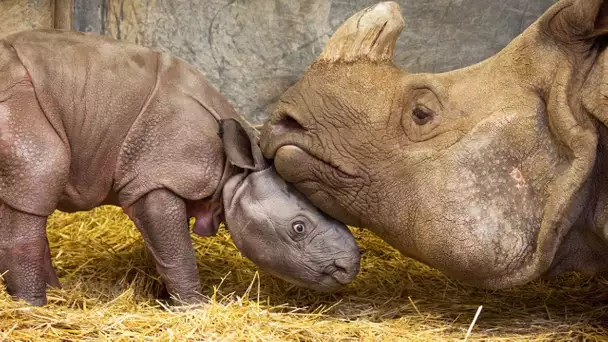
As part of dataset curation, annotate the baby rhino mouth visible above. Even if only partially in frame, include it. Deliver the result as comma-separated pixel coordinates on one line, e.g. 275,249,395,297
322,257,361,286
301,254,362,293
262,252,361,293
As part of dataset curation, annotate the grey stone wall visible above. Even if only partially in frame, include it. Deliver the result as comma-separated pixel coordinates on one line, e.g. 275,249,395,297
104,0,556,124
0,0,54,37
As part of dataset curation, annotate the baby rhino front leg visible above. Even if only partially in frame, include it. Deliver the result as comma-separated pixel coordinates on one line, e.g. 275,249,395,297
130,189,203,305
0,203,60,306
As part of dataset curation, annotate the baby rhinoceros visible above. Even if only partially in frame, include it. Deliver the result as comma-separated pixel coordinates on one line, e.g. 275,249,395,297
0,29,361,306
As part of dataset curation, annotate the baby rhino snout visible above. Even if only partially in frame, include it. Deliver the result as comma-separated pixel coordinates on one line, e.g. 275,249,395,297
316,225,361,291
326,256,361,285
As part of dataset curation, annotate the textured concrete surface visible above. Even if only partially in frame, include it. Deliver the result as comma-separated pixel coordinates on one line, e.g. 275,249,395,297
0,0,54,38
74,0,105,33
13,0,555,125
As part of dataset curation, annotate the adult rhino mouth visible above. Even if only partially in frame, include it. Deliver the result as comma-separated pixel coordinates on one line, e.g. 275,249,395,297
261,120,365,226
261,134,358,182
264,143,364,227
278,145,357,179
261,111,359,179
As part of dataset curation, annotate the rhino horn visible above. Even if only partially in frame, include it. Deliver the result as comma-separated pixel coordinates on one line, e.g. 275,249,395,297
316,1,405,64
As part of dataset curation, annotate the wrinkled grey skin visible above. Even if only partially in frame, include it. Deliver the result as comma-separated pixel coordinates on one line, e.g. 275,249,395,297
223,166,360,290
261,0,608,290
0,29,360,307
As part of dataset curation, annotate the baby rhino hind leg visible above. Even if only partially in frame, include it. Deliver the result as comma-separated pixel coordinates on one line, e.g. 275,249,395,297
0,83,69,306
0,203,59,306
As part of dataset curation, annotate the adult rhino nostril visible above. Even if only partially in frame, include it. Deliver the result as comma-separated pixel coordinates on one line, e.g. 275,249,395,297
272,112,306,135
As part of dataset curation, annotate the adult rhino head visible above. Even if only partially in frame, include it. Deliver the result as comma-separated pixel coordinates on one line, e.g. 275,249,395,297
261,0,608,289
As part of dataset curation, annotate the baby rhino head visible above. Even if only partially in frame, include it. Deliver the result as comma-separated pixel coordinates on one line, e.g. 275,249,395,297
219,119,361,292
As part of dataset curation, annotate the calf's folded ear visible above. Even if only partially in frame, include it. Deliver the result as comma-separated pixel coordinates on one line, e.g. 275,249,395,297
543,0,607,42
219,118,266,171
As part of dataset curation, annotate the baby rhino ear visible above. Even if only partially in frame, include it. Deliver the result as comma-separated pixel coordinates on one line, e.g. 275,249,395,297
544,0,607,43
219,118,266,171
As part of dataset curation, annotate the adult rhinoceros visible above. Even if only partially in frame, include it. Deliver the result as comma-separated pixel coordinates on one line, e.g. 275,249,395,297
260,0,608,289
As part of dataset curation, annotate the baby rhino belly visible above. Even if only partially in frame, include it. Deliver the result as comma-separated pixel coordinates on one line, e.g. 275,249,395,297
56,146,120,213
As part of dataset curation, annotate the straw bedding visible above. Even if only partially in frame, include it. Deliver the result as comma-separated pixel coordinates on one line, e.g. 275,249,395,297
0,205,607,341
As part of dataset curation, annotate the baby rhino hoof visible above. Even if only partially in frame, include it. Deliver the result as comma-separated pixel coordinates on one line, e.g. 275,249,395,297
158,285,207,308
172,292,207,304
167,293,208,311
11,292,48,307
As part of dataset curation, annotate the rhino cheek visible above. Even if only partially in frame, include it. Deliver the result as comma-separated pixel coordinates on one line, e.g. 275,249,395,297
408,133,555,286
233,229,283,271
231,228,331,290
415,168,540,285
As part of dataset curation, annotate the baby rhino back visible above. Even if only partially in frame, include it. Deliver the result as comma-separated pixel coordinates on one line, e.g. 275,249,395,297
3,30,161,210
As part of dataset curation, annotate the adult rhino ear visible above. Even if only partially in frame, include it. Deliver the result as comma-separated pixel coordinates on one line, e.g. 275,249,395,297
542,0,607,44
219,118,266,171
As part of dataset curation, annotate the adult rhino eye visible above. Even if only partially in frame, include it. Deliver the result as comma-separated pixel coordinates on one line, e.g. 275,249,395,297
292,221,306,234
412,106,433,125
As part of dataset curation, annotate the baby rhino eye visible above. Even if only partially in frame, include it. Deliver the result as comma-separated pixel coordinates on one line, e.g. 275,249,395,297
292,221,306,234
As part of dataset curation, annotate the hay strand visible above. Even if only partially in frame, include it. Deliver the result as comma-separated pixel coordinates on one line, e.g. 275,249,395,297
464,305,483,341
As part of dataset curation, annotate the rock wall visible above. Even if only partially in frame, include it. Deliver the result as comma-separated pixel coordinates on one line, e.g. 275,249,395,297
4,0,558,124
0,0,54,37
